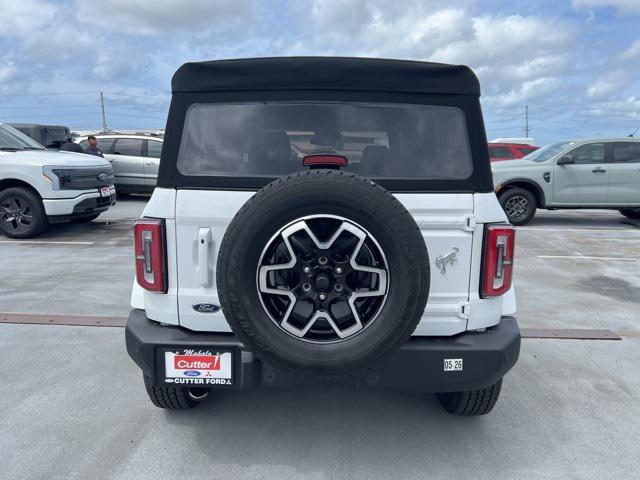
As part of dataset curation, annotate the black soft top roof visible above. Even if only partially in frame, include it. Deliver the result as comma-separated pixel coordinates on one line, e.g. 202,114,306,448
172,57,480,96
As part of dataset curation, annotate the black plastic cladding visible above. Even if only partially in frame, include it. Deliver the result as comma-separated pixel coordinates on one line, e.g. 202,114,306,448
158,60,493,193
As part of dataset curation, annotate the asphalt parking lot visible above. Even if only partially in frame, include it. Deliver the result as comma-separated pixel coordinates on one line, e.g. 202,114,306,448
1,199,639,479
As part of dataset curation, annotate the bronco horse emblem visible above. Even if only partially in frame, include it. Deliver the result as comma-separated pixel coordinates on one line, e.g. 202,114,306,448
435,247,460,274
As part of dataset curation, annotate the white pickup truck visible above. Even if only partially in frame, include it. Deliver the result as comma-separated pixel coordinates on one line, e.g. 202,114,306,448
0,123,116,238
125,57,521,416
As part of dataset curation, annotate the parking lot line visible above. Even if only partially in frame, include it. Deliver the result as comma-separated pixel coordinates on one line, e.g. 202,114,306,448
520,227,637,232
536,255,640,261
0,313,124,327
0,240,95,245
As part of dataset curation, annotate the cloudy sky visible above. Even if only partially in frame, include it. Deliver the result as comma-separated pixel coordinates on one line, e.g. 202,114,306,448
0,0,638,144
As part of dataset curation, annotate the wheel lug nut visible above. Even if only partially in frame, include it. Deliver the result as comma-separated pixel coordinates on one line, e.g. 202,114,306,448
318,293,326,301
318,256,328,265
302,283,311,292
334,284,343,292
335,267,343,274
303,266,311,274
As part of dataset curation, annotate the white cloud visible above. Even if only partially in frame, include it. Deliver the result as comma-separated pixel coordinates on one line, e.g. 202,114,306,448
429,14,573,102
587,96,640,119
485,77,562,107
299,3,575,108
618,40,640,61
91,47,145,81
0,0,56,37
572,0,640,13
23,23,95,60
75,0,254,35
587,70,631,99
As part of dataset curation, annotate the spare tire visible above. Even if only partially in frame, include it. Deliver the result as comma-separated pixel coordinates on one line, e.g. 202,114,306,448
216,170,430,375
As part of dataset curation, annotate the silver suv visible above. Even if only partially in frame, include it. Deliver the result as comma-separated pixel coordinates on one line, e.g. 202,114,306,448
76,134,163,194
492,138,640,225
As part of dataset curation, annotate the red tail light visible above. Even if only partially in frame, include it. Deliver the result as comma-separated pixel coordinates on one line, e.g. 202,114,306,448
134,218,167,293
481,224,515,297
303,154,348,167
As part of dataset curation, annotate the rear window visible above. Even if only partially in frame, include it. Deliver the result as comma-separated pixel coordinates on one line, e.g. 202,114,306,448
78,138,115,153
489,146,515,159
177,102,473,179
518,147,537,156
612,142,640,163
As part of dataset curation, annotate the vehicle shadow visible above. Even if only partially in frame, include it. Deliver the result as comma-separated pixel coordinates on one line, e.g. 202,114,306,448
524,210,639,229
162,386,495,477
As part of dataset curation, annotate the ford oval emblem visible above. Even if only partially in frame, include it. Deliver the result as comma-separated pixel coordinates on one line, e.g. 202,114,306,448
97,172,108,181
184,370,201,377
192,303,221,314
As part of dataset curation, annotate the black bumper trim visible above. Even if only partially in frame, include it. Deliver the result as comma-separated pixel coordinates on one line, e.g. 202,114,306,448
47,195,116,223
125,309,520,392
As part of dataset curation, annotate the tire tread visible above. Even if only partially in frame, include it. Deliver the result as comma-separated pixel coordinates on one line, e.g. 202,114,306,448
436,379,503,416
143,374,199,409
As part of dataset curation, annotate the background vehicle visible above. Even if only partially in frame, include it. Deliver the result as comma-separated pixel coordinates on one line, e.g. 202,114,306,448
126,57,520,416
489,142,539,161
8,123,71,149
492,138,640,225
490,137,536,146
0,123,116,238
76,134,163,193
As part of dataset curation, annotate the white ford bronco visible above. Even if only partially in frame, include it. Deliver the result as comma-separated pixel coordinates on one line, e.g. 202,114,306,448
0,123,116,238
125,57,520,416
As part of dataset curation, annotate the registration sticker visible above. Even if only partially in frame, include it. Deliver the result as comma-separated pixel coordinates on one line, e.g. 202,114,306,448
164,349,233,386
444,358,463,372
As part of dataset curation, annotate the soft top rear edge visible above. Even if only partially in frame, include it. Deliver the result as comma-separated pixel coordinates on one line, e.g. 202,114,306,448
171,57,480,96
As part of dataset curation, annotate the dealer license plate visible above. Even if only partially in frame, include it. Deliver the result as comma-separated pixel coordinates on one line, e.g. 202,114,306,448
163,349,233,386
100,186,111,197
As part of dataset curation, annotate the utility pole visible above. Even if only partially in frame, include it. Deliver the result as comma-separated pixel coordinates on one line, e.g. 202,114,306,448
523,104,530,138
100,92,108,132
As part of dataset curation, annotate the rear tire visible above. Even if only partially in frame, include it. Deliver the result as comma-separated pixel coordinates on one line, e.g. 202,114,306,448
0,187,48,238
436,379,502,416
143,374,209,409
619,208,640,220
499,188,537,225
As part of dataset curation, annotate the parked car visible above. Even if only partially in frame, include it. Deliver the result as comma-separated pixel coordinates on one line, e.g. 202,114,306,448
75,134,163,193
0,123,116,238
489,142,539,161
125,57,520,416
8,123,71,150
492,138,640,225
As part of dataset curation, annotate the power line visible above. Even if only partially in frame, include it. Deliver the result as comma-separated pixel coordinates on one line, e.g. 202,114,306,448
0,104,99,110
103,91,167,100
0,90,167,99
0,91,99,97
523,105,530,137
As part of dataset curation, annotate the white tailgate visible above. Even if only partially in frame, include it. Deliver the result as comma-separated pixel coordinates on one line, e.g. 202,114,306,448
176,190,253,331
396,194,474,335
174,190,487,335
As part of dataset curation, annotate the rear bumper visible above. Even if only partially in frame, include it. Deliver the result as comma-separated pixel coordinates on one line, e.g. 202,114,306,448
125,309,520,392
